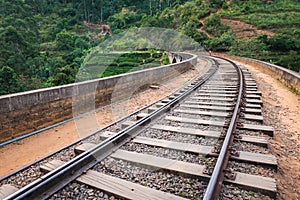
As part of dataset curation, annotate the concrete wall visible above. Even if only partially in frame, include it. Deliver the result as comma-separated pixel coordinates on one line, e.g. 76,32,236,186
216,54,300,94
0,53,197,143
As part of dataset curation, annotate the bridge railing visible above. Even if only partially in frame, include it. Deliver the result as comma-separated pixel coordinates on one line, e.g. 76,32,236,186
215,53,300,94
0,52,197,144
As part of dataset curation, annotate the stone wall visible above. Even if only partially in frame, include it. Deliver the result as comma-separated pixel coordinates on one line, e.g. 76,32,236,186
0,53,197,143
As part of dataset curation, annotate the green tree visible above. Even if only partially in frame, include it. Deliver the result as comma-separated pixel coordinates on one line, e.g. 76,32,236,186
0,66,20,95
48,64,78,86
230,39,269,58
267,34,298,52
55,31,75,51
75,37,90,50
161,53,170,65
209,0,226,9
204,14,230,37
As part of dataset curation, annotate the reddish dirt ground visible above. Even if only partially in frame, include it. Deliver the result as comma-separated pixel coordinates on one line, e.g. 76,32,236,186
221,18,275,40
1,58,299,199
198,18,213,39
231,58,300,199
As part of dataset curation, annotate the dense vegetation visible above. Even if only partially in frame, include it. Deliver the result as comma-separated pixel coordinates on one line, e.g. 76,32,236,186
0,0,299,95
0,0,191,95
78,50,169,81
222,0,300,71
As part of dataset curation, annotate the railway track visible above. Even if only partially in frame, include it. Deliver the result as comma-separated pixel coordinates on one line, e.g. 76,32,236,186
0,56,277,200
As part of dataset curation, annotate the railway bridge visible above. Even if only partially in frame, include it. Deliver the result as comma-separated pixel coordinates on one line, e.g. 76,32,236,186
0,53,299,199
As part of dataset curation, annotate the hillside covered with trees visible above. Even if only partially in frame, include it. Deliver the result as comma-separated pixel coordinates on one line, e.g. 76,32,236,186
0,0,299,95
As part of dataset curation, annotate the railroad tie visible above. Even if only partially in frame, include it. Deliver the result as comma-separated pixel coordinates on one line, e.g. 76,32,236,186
0,184,18,199
174,109,229,118
238,123,274,136
151,124,221,138
165,116,226,127
40,159,188,200
239,135,269,147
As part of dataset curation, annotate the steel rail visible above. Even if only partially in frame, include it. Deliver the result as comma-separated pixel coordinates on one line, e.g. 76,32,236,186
0,78,187,181
0,97,166,181
203,57,244,200
0,52,196,148
0,70,194,182
5,57,219,200
0,53,198,182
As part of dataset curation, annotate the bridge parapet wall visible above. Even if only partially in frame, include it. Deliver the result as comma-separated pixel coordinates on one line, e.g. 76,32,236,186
0,52,197,143
215,54,300,94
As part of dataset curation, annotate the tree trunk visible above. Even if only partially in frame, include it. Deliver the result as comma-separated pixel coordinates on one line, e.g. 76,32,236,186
83,0,88,21
149,0,152,16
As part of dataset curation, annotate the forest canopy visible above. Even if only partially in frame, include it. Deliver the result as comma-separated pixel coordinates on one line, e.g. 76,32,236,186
0,0,299,95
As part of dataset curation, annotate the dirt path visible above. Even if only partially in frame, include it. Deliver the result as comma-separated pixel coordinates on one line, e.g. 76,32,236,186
198,18,213,39
0,60,207,177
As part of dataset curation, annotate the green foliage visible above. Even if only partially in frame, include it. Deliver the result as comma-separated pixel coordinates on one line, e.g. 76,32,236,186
75,37,91,50
205,31,234,51
0,66,20,95
144,58,155,63
0,0,205,96
50,64,78,85
267,34,299,52
229,39,270,58
152,52,163,58
82,50,167,79
0,22,39,73
204,14,230,37
180,17,206,44
140,0,211,30
277,51,300,72
1,0,300,95
55,31,75,51
228,0,300,14
209,0,226,10
108,8,142,30
236,12,300,30
162,53,170,65
223,0,300,72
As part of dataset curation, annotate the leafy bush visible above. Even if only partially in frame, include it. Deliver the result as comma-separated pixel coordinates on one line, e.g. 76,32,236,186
144,58,155,63
162,54,170,65
108,62,118,67
0,66,20,95
152,52,163,58
229,39,269,58
277,50,299,71
267,34,299,52
55,31,74,51
118,62,139,67
204,31,234,51
125,52,151,59
204,14,230,37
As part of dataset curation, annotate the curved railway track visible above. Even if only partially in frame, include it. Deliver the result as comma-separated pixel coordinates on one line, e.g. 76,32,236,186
0,56,277,200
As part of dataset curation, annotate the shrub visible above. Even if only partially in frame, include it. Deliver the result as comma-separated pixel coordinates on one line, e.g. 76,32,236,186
144,58,155,63
152,52,163,58
162,54,170,65
118,62,139,67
